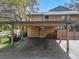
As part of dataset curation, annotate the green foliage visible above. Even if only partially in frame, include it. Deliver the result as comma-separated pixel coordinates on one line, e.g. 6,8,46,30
1,37,9,44
0,36,9,52
0,24,13,31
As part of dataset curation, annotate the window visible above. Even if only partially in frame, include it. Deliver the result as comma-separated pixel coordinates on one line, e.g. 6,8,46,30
45,15,49,19
45,15,49,21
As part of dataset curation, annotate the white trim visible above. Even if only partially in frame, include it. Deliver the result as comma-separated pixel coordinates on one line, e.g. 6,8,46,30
29,11,79,15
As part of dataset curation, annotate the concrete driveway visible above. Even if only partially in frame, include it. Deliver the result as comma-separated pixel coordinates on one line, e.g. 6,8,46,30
0,38,78,59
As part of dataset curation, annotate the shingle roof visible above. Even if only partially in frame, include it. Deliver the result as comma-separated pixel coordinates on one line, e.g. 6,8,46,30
49,6,72,11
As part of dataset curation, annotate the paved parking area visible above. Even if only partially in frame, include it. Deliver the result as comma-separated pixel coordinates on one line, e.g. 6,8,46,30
59,40,79,59
0,38,79,59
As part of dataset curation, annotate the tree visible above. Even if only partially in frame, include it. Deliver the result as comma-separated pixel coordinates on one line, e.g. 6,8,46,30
0,0,38,46
0,0,38,31
64,0,79,11
0,0,38,21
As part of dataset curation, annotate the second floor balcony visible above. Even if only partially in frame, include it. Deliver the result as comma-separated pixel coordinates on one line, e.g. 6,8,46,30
30,18,77,22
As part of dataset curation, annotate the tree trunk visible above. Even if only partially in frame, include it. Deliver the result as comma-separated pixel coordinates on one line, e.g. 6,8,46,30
10,24,14,47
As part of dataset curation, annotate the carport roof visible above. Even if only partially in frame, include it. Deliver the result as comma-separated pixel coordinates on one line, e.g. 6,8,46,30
0,20,75,25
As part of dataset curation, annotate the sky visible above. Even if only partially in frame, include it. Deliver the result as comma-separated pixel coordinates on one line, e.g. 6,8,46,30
38,0,70,12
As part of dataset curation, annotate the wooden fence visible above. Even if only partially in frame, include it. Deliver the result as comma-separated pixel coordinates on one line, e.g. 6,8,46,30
57,30,79,40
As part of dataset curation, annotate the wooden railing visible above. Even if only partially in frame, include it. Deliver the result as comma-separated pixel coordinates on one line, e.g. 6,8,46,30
30,18,77,22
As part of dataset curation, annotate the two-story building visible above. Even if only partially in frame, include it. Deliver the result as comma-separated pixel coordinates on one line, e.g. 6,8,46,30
26,6,79,38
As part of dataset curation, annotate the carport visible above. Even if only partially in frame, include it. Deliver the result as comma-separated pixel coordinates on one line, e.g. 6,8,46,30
0,11,79,54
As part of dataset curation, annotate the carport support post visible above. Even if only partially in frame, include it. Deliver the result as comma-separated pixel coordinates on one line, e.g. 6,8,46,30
10,24,14,47
65,15,69,54
66,25,69,54
20,25,24,41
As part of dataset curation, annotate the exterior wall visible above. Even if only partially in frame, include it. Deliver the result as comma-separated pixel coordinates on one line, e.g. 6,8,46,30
30,15,62,21
27,26,55,37
49,15,61,19
70,15,79,21
30,15,79,21
49,15,62,21
27,26,39,37
40,27,55,37
27,15,79,37
30,15,44,21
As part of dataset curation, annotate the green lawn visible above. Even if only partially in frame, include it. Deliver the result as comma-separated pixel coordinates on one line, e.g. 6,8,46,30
0,36,9,51
0,35,9,43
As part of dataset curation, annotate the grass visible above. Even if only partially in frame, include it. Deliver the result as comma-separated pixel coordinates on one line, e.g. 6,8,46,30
1,38,9,43
0,36,9,51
